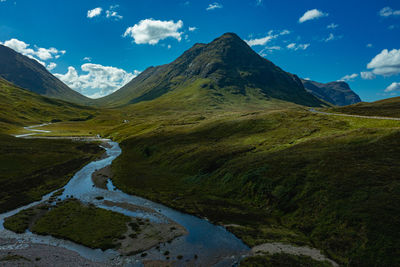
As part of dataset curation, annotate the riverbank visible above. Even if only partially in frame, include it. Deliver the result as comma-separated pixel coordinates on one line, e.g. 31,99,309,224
0,238,109,267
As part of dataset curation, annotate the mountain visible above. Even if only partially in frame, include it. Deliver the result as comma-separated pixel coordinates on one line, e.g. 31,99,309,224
97,33,324,107
0,78,94,133
329,96,400,118
0,44,90,104
301,79,361,106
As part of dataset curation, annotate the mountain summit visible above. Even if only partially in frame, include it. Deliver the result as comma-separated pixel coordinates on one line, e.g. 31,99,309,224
0,44,89,104
97,33,323,107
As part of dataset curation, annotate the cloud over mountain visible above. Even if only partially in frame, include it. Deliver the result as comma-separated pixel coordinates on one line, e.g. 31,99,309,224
54,63,140,98
124,19,184,45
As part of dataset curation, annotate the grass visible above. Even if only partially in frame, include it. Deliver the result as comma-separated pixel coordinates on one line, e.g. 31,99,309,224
2,73,400,265
3,207,38,233
105,109,400,266
240,253,332,267
327,96,400,118
31,199,130,250
0,134,103,213
0,78,96,134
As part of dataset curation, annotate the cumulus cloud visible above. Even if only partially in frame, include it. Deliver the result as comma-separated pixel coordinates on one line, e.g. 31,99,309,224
327,23,338,29
287,43,310,51
367,49,400,76
360,71,376,80
366,43,373,48
339,73,358,82
123,19,183,45
47,62,57,71
0,38,65,65
245,30,290,47
385,82,400,92
106,5,123,20
299,9,328,23
188,26,197,32
379,7,400,17
54,63,140,98
83,57,92,62
87,7,102,18
206,2,222,11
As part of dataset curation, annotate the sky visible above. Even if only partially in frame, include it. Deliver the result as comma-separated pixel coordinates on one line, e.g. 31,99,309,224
0,0,400,101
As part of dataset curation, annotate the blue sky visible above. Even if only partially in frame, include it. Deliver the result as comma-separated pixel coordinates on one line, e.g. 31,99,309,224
0,0,400,101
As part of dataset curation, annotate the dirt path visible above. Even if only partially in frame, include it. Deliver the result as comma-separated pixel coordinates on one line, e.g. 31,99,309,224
309,108,400,121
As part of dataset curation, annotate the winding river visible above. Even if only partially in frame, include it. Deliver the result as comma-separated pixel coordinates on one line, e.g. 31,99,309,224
0,139,250,266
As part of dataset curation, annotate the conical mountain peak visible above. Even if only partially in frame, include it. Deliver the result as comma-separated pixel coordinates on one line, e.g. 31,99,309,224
97,33,323,107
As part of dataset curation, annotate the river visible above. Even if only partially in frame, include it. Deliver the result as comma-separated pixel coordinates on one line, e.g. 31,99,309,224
0,140,250,266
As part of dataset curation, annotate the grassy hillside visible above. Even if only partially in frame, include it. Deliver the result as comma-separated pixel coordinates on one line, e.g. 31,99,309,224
96,33,323,108
103,107,400,266
0,45,89,104
0,78,98,134
328,97,400,118
0,78,105,213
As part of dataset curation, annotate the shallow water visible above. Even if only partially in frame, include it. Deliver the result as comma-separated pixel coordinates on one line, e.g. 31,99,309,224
0,141,249,266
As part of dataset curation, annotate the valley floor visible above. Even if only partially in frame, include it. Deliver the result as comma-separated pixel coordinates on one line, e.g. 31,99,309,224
1,105,400,266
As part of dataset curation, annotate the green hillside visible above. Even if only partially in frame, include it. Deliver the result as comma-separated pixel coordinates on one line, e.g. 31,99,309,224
0,78,96,133
329,97,400,118
96,33,324,108
0,44,90,105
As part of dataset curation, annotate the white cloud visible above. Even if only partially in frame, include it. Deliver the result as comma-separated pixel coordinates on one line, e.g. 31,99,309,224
256,0,263,6
379,7,400,17
123,19,184,45
287,43,310,51
299,9,328,23
47,62,57,71
327,23,338,29
367,49,400,76
206,2,222,11
385,82,400,92
245,30,290,47
360,71,376,80
188,26,197,32
54,63,140,98
106,5,123,20
367,43,373,48
325,33,335,42
87,7,102,18
339,73,358,82
1,38,65,64
83,57,92,62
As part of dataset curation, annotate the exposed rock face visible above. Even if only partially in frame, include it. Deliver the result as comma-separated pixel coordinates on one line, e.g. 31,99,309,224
97,33,323,107
0,44,89,104
301,79,361,106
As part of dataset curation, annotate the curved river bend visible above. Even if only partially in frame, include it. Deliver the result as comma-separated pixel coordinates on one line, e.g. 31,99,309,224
0,141,249,266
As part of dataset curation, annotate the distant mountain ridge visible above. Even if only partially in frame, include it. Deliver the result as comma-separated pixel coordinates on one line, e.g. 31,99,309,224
0,44,89,104
301,79,361,106
96,33,324,107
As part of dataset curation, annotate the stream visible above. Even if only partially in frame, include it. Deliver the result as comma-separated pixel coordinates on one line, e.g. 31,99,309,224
0,140,250,266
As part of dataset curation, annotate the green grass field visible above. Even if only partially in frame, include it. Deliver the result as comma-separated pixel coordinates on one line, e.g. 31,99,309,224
0,134,103,213
2,76,400,266
4,199,130,250
103,108,400,266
